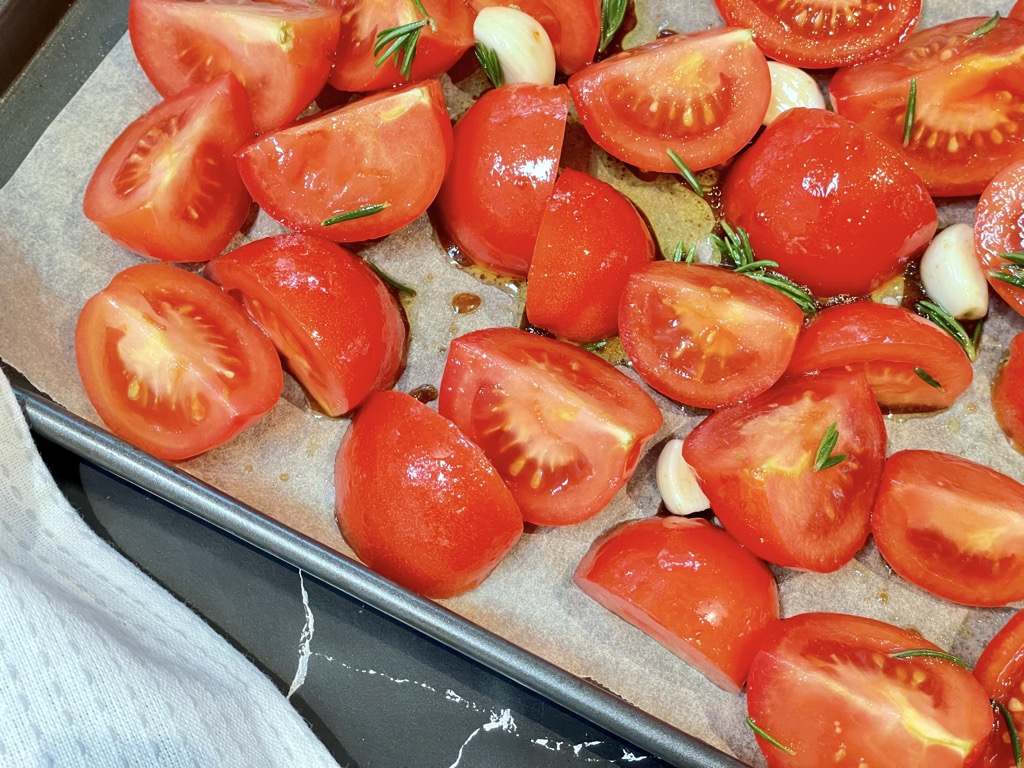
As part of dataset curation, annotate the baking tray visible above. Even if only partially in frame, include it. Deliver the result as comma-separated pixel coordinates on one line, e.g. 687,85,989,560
0,2,745,766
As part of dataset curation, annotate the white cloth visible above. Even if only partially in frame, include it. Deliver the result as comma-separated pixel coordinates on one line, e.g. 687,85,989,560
0,372,340,768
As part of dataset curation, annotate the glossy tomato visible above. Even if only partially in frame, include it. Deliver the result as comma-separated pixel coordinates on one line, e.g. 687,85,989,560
830,16,1024,197
975,609,1024,768
75,264,282,461
574,516,779,693
784,302,973,412
83,74,253,263
205,234,406,417
434,84,568,278
683,370,886,572
236,79,451,243
975,159,1024,317
618,262,804,409
438,328,662,527
1014,0,1024,20
334,390,523,598
994,333,1024,453
713,0,920,69
568,28,769,173
747,613,993,768
128,0,341,133
722,108,936,298
525,169,655,343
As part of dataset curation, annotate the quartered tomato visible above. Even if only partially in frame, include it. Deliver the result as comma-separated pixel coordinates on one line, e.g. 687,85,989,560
128,0,341,133
975,609,1024,768
438,328,662,527
993,333,1024,453
975,159,1024,318
683,370,886,572
747,613,993,768
784,302,973,412
567,27,770,173
205,234,407,417
713,0,920,69
236,79,451,243
830,16,1024,197
75,263,283,461
83,74,254,263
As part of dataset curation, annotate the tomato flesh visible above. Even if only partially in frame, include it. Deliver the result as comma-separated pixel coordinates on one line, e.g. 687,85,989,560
994,333,1024,454
976,159,1024,318
975,609,1024,768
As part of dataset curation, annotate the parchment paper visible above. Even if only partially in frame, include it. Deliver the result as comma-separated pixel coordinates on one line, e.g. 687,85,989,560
0,2,1020,764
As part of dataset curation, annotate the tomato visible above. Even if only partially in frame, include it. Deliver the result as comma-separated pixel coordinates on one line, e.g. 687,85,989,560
994,333,1024,453
975,159,1024,318
75,264,282,461
574,516,779,693
83,75,254,263
746,613,993,768
525,169,655,343
683,370,886,572
205,234,406,417
236,79,451,243
713,0,920,69
722,108,937,298
128,0,341,134
323,0,474,92
830,17,1024,197
618,262,804,410
1014,0,1024,20
438,328,662,527
975,609,1024,768
784,302,973,412
567,28,770,173
334,390,522,598
434,84,568,278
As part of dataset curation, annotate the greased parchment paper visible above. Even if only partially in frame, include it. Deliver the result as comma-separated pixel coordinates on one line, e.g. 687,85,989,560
0,1,1020,763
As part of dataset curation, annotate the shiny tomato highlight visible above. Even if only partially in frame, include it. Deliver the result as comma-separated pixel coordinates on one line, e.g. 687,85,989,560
975,609,1024,768
976,159,1024,318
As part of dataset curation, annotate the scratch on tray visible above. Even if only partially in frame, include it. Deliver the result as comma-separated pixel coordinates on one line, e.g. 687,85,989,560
448,709,518,768
620,752,649,763
287,570,314,699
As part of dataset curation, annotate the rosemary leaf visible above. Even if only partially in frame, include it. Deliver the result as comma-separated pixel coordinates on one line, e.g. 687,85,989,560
735,259,780,274
915,300,977,361
889,648,970,669
685,244,697,263
322,202,390,227
667,149,704,197
474,42,505,88
748,273,818,316
993,699,1023,768
671,240,685,262
1001,251,1024,265
599,0,628,52
903,78,917,147
914,367,943,390
968,11,1001,39
366,261,416,296
583,340,609,352
813,422,847,472
990,269,1024,291
746,717,796,756
373,5,434,80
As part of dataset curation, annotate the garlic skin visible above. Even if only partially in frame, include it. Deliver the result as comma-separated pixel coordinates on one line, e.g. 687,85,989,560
920,223,989,320
473,6,556,86
763,62,826,126
656,439,711,516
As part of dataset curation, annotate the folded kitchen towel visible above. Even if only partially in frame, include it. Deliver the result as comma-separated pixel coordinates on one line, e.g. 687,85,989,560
0,371,340,768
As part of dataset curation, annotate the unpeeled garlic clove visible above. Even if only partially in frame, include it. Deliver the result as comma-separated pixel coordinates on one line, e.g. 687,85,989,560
763,62,826,126
920,223,989,320
473,6,556,86
656,439,711,516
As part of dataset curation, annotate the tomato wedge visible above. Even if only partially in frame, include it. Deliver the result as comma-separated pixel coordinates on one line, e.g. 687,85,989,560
994,332,1024,454
976,159,1024,318
75,263,283,461
975,609,1024,768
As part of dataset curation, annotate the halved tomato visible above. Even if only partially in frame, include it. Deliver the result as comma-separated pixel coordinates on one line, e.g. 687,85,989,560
975,609,1024,768
128,0,341,133
236,79,451,243
75,263,283,461
830,16,1024,197
975,159,1024,318
994,333,1024,453
437,328,663,526
83,74,254,263
567,27,770,173
1014,0,1024,20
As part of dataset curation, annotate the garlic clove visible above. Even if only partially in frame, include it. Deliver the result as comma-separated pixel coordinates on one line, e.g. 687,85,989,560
473,6,556,87
920,223,989,320
763,62,826,126
656,439,711,516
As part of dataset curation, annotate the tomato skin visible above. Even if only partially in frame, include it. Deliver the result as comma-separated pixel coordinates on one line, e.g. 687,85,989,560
975,609,1024,768
784,302,973,412
205,234,406,417
993,333,1024,453
525,169,655,343
618,262,804,410
438,328,662,526
568,28,770,173
236,80,451,243
975,160,1024,318
334,391,523,599
574,516,779,693
434,84,568,278
75,264,283,461
722,108,937,298
683,370,886,572
747,613,993,768
83,75,254,263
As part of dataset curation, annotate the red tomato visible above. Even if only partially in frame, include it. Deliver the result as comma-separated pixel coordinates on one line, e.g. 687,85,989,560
994,333,1024,453
75,264,283,461
618,262,804,410
236,80,451,243
567,28,770,173
574,516,779,693
525,169,655,343
747,613,993,768
683,370,886,572
205,234,406,417
975,159,1024,318
334,390,523,598
434,84,568,278
975,609,1024,768
1014,0,1024,20
323,0,474,92
830,17,1024,197
713,0,920,69
784,302,973,412
722,108,937,298
128,0,341,134
438,328,662,526
83,75,254,263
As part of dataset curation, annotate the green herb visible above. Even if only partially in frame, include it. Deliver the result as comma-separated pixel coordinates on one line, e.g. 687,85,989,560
746,717,795,756
813,422,847,472
889,649,970,669
749,273,819,315
667,149,704,197
475,42,504,88
914,367,943,390
991,268,1024,291
685,244,697,263
374,0,435,80
366,261,416,296
599,0,628,52
993,699,1023,768
583,340,609,352
1002,251,1024,265
972,317,985,351
916,300,977,361
968,11,1001,38
322,202,390,227
670,240,697,263
903,78,918,147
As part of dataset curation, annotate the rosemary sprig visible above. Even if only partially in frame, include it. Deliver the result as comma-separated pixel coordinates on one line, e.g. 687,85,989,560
749,273,819,315
889,649,970,669
813,422,847,472
374,0,435,80
914,367,943,390
475,42,504,88
583,340,608,352
916,300,977,361
670,240,696,263
667,149,704,197
366,261,416,295
599,0,628,52
322,202,390,227
903,78,918,147
993,699,1023,768
968,11,1001,39
746,717,795,756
